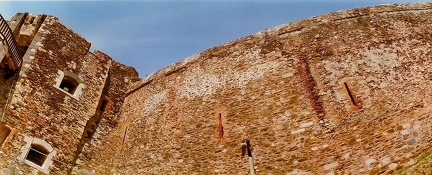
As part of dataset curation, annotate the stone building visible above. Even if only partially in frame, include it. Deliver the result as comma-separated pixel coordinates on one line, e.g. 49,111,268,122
1,2,432,175
0,13,139,174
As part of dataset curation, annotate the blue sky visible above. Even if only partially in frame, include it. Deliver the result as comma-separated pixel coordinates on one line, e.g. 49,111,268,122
0,0,427,77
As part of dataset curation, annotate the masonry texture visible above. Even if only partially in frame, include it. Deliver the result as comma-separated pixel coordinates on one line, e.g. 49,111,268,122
1,2,432,175
0,13,138,174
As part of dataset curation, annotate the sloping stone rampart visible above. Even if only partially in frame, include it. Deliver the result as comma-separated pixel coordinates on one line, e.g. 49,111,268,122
83,3,432,174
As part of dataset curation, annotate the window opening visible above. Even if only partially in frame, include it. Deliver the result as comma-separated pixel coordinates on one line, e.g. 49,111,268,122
26,144,49,166
54,70,84,99
59,76,79,94
18,137,56,174
344,82,357,107
242,140,255,175
0,125,11,146
98,99,109,112
218,113,224,141
241,140,253,157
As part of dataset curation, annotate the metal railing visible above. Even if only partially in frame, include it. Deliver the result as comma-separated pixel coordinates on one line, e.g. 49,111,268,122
0,14,22,71
25,147,48,166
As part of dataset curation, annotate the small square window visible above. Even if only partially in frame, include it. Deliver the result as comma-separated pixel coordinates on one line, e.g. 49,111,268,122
54,70,85,100
59,76,79,94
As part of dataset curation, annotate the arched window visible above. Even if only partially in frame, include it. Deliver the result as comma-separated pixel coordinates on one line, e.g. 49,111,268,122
54,70,85,99
17,137,56,174
26,144,49,166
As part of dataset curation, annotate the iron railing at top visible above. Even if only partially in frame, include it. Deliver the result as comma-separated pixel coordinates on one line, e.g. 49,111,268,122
0,14,22,71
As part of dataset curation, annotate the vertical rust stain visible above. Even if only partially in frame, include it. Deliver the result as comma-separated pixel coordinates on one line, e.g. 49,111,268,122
297,57,326,119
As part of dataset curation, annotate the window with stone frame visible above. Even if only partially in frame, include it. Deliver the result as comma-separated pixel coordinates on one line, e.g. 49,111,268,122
59,75,79,94
17,137,57,174
54,70,85,99
26,144,49,166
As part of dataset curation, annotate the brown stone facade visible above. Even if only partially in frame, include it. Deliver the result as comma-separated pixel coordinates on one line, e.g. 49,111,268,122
1,2,432,175
0,13,138,174
82,3,432,175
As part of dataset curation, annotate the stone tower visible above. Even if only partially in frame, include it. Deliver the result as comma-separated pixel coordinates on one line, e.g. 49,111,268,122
0,13,138,174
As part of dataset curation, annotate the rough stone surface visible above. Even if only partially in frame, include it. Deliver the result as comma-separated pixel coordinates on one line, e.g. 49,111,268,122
1,3,432,175
81,2,432,175
0,14,138,174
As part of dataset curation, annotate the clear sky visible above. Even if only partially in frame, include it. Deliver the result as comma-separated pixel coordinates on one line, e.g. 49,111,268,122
0,0,427,77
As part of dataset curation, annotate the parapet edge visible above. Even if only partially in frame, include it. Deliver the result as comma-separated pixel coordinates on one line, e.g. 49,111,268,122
126,2,432,95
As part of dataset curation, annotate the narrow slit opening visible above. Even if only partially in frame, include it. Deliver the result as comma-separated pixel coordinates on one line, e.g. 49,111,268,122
122,126,128,145
344,82,357,107
99,99,108,112
218,113,224,140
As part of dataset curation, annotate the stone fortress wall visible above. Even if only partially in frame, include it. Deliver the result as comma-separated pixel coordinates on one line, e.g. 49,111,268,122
0,2,432,175
80,3,432,175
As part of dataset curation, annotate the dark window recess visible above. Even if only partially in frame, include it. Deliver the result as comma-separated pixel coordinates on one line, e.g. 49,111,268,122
99,99,109,112
26,144,49,166
241,140,255,174
218,113,224,140
0,126,11,145
241,140,252,157
60,76,79,94
344,82,357,107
